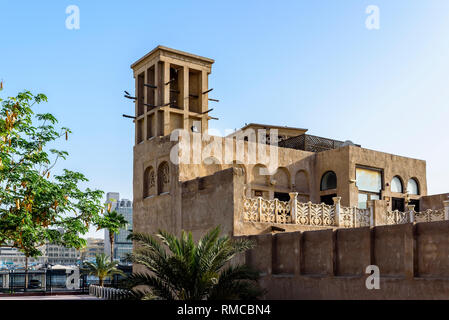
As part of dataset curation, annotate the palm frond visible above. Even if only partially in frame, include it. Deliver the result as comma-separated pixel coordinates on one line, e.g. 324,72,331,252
81,253,125,281
208,264,265,300
126,272,175,300
127,227,262,300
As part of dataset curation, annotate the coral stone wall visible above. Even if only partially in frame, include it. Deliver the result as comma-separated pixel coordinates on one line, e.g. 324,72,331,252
421,193,449,210
242,221,449,299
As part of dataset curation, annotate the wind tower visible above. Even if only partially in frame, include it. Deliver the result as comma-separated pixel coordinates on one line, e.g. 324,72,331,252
128,46,215,144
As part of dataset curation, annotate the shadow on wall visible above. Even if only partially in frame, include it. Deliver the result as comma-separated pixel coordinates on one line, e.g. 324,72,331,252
241,220,449,299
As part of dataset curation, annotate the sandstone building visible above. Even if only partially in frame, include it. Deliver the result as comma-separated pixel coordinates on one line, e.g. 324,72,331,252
130,46,448,239
129,46,449,299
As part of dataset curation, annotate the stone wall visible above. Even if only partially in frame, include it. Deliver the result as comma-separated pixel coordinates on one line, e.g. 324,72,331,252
421,193,449,210
181,168,236,240
134,134,430,244
242,221,449,299
347,146,427,208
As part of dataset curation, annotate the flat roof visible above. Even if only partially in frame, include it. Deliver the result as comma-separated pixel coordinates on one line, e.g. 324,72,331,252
131,45,215,69
237,123,308,133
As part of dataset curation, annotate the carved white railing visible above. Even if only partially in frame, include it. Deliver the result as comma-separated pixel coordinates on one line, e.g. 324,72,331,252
385,210,410,225
296,201,335,226
242,197,259,222
355,208,372,227
242,194,372,228
242,195,449,228
340,206,355,228
385,207,447,225
276,200,291,224
243,197,291,224
414,209,445,223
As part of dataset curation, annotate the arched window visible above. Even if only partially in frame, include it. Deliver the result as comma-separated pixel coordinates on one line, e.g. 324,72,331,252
320,171,337,191
391,176,403,193
251,164,268,186
273,167,290,190
295,170,309,194
143,166,155,198
232,161,247,183
202,157,223,176
273,167,291,202
407,178,419,195
157,162,170,194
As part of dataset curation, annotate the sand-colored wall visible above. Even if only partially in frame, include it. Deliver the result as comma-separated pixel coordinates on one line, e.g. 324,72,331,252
177,135,316,200
421,193,449,210
242,221,449,299
314,145,427,208
134,135,430,240
348,146,427,207
133,136,181,237
181,168,236,240
314,147,351,206
133,133,319,239
133,134,433,276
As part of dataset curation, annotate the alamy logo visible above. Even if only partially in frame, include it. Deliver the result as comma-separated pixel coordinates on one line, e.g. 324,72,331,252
65,267,80,290
365,265,380,289
65,5,80,30
169,125,279,175
365,5,380,30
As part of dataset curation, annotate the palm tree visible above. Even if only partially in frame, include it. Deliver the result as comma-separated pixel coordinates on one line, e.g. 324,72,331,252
82,253,125,286
126,226,265,300
98,210,128,262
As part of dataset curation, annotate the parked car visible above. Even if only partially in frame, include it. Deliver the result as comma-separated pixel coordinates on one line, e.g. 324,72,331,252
28,279,41,289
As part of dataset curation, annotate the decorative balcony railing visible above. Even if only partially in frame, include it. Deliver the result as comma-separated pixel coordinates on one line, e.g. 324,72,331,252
414,209,445,223
243,197,291,224
296,201,335,226
385,208,446,225
242,194,449,228
242,193,373,228
385,210,411,225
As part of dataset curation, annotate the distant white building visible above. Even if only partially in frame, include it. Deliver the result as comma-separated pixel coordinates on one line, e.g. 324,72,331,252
44,243,79,265
80,238,104,262
0,247,46,269
0,230,81,269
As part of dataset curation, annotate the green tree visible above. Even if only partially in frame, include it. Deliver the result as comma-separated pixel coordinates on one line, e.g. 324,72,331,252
82,253,125,287
96,209,128,262
126,226,265,300
0,90,105,287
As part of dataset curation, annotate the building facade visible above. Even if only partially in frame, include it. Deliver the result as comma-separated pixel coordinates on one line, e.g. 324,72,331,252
43,244,79,266
128,46,449,298
0,244,80,269
0,247,46,269
130,47,449,286
104,192,133,264
80,238,104,262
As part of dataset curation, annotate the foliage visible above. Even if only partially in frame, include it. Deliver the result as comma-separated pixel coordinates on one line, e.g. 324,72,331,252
96,209,128,261
126,226,265,300
0,90,105,259
82,253,125,286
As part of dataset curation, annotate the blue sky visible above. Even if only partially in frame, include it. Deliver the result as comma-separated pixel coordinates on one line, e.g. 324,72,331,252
1,1,449,238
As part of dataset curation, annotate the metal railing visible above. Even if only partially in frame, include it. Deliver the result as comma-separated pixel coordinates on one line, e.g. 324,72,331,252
0,270,87,294
89,284,131,300
279,134,360,153
0,266,132,294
